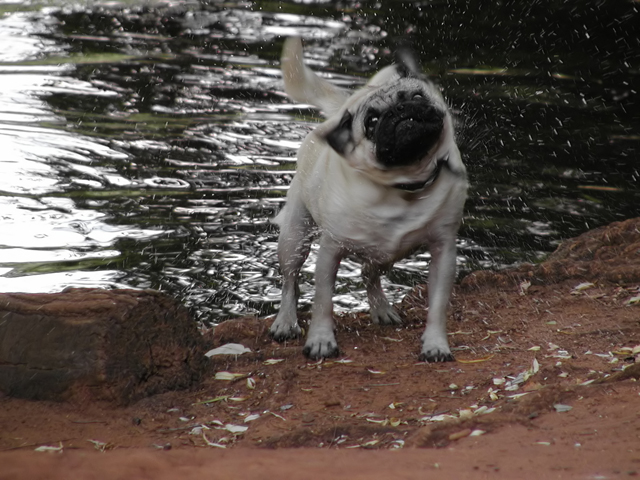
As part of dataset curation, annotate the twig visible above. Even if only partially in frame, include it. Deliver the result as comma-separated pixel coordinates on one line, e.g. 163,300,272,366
594,362,640,384
2,439,75,452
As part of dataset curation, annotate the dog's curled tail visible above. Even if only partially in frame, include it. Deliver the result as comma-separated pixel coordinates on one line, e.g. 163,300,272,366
281,37,349,118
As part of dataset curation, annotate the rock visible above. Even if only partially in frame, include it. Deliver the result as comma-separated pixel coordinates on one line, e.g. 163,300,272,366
0,288,207,404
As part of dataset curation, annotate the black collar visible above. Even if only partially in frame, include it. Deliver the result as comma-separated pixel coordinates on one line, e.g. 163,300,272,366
394,156,449,192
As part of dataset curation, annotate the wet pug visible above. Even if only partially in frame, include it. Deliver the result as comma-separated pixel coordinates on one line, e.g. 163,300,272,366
270,37,468,361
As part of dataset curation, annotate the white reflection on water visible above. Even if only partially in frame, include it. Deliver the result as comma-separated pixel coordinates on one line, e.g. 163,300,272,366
0,247,120,264
0,9,164,293
0,270,131,293
0,10,62,62
0,197,162,249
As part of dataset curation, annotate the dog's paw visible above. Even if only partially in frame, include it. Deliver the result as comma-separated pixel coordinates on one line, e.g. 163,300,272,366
269,316,302,342
370,303,403,325
418,348,455,363
419,335,454,362
302,331,339,359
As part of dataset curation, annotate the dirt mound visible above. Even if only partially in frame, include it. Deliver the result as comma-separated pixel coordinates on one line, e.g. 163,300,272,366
1,219,640,479
461,217,640,289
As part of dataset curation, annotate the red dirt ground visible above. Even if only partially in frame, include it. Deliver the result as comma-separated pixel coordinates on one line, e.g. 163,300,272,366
1,218,640,479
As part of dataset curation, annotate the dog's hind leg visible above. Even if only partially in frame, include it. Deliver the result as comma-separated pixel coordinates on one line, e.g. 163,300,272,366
270,195,313,341
303,232,343,359
419,235,457,362
363,263,402,325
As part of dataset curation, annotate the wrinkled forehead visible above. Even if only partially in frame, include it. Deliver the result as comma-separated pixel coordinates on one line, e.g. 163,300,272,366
352,77,444,117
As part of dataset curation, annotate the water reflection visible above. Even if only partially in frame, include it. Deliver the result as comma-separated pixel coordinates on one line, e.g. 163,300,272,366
0,7,166,292
0,0,637,325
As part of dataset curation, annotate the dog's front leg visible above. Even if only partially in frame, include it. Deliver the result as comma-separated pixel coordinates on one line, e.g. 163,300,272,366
419,235,457,362
303,232,343,359
270,198,313,341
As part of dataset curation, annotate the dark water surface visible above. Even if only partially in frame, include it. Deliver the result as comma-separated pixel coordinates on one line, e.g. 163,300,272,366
0,0,638,325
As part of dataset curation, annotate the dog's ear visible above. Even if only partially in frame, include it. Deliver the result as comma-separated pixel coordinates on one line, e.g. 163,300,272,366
325,110,353,155
395,47,425,79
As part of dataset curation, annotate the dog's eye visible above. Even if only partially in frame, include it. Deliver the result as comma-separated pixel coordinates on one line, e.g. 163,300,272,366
413,93,424,100
365,115,379,138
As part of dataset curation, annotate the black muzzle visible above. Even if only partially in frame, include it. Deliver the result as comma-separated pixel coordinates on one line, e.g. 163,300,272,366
374,99,444,168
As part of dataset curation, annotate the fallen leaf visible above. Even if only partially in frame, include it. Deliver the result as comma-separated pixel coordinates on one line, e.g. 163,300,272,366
202,432,226,448
507,392,531,399
361,439,380,447
448,330,474,336
267,411,286,421
474,406,496,416
423,414,456,422
214,371,247,381
87,439,108,452
34,442,63,453
626,295,640,306
458,409,474,420
205,343,251,357
532,357,540,374
613,347,634,354
365,417,388,425
390,439,405,449
571,282,595,294
224,424,249,434
263,359,285,365
389,418,401,427
189,426,208,435
554,404,573,413
448,429,472,441
456,354,495,364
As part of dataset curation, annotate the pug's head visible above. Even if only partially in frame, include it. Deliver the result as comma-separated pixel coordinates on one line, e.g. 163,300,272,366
320,51,453,185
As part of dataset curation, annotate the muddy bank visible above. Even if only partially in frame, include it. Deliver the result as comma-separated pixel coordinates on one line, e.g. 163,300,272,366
0,218,639,479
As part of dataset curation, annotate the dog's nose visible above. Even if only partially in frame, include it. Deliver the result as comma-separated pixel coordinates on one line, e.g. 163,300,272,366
375,99,445,168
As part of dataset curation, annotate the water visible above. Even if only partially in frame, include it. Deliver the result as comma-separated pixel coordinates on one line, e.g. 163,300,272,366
0,0,638,326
